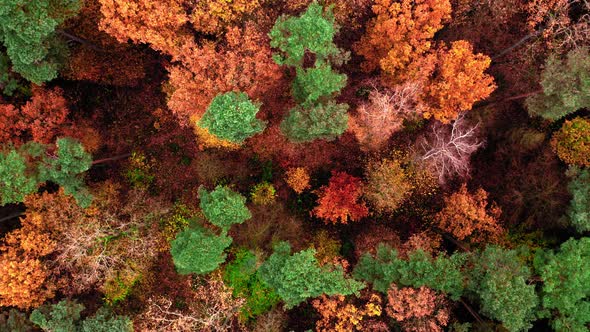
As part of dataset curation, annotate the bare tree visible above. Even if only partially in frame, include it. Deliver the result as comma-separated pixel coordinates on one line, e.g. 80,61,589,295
350,81,425,151
419,114,484,184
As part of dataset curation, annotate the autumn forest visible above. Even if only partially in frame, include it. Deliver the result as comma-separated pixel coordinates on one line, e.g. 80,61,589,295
1,0,590,331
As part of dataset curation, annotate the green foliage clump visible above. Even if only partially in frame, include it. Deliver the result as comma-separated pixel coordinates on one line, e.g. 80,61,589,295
199,92,266,143
199,185,252,233
223,249,280,320
0,52,22,96
466,246,538,332
269,2,340,67
103,268,142,305
0,309,34,332
0,138,92,207
535,237,590,332
160,203,194,243
526,47,590,121
0,0,82,84
280,101,349,143
258,241,365,309
170,226,233,275
566,167,590,232
30,300,132,332
353,245,466,300
292,61,347,108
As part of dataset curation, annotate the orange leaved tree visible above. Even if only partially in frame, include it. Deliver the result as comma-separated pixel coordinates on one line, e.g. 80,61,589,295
435,184,504,244
421,41,496,123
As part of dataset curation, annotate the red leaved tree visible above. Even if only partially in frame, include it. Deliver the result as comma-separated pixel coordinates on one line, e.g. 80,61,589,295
386,285,450,332
312,171,369,224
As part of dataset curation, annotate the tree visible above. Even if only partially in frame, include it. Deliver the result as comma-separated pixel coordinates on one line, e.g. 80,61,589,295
258,242,365,308
566,167,590,232
386,285,450,332
312,293,382,332
353,245,467,299
466,246,538,332
198,91,266,144
364,158,412,213
170,226,233,275
551,117,590,167
30,300,133,332
198,185,252,233
534,237,590,331
435,184,504,245
312,171,369,224
419,115,483,184
285,167,311,193
421,41,496,123
0,0,82,83
0,253,54,309
0,138,93,207
269,2,341,67
349,82,425,152
526,47,590,120
292,61,347,108
354,0,451,82
280,101,349,142
0,309,34,332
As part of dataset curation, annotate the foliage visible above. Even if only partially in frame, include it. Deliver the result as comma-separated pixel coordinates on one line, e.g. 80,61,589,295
354,0,451,82
280,101,349,142
103,267,141,305
312,294,382,332
258,242,365,308
534,237,590,331
0,147,39,205
223,249,280,320
0,0,82,83
269,2,341,67
198,185,252,233
466,246,538,332
526,47,590,121
30,300,83,332
386,285,450,332
159,203,193,243
190,0,262,35
312,171,369,224
0,52,22,96
250,182,277,205
0,254,54,309
292,61,347,108
364,157,412,213
566,167,590,232
421,41,496,123
30,301,133,332
198,91,266,144
285,167,311,193
0,309,33,332
125,151,154,189
353,245,467,300
551,117,590,167
436,184,504,245
170,226,233,275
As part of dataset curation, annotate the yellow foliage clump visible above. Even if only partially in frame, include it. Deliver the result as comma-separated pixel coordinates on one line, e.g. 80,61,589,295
312,293,382,332
251,182,277,205
190,0,263,35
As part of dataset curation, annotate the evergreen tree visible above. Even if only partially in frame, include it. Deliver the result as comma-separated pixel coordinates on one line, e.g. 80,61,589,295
292,61,347,108
198,185,251,234
526,47,590,121
280,101,349,143
258,242,365,308
567,167,590,232
0,0,82,83
535,237,590,332
199,91,266,144
170,226,233,275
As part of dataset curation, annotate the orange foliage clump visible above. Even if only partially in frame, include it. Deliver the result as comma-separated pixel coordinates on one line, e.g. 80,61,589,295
435,184,503,244
0,87,69,145
421,40,496,123
166,23,281,124
285,167,311,193
312,171,369,224
0,253,55,309
386,285,450,332
190,0,263,35
354,0,451,82
312,293,383,332
98,0,191,58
